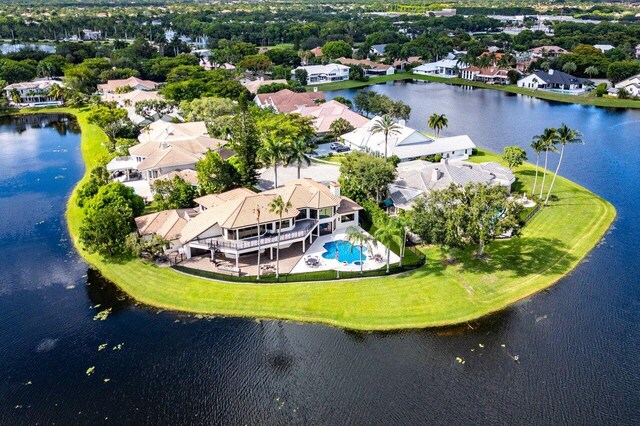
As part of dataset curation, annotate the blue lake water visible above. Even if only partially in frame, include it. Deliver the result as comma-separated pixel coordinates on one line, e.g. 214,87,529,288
321,240,366,263
0,84,638,425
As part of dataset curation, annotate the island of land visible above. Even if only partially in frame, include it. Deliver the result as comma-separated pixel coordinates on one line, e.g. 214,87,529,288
36,107,615,331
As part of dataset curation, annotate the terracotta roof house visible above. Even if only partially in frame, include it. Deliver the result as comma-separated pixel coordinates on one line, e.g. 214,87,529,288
146,179,364,268
242,78,288,94
135,208,198,244
254,89,325,113
156,169,199,186
393,56,424,71
460,66,519,84
517,69,591,94
388,159,515,211
97,76,159,94
295,100,369,134
310,46,323,57
529,46,568,59
340,116,476,162
336,57,395,76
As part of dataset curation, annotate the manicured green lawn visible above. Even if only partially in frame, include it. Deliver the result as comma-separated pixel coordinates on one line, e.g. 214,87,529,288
30,107,616,330
312,72,640,109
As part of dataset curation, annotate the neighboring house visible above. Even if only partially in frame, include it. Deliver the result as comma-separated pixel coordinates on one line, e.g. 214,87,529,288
4,79,65,107
242,78,288,94
517,69,590,93
593,44,614,53
102,90,168,126
170,179,362,265
340,116,476,162
97,77,159,94
292,64,350,85
460,66,520,84
336,57,395,76
529,46,569,59
388,159,515,211
431,8,457,17
614,74,640,97
156,169,199,186
254,89,325,113
412,59,464,78
135,208,198,251
82,29,101,40
370,44,387,56
295,100,370,134
310,46,323,57
393,56,424,71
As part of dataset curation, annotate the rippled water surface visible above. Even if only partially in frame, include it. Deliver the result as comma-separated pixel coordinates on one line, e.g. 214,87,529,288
0,93,638,425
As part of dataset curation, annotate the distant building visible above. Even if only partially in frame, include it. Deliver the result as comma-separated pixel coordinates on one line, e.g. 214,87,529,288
369,44,387,56
529,46,569,59
614,74,640,97
97,77,159,94
593,44,615,53
310,46,323,57
4,79,65,107
82,29,101,40
517,69,590,94
254,89,325,113
429,8,457,17
291,64,350,85
336,57,395,76
460,66,520,85
412,59,463,78
295,100,370,134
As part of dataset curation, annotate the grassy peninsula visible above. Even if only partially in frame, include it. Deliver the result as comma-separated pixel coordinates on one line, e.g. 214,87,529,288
56,108,615,331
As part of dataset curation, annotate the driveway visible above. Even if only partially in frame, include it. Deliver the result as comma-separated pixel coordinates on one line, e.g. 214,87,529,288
258,161,340,190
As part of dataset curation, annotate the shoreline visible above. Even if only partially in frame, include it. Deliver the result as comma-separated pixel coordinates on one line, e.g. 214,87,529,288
311,72,640,109
24,107,616,331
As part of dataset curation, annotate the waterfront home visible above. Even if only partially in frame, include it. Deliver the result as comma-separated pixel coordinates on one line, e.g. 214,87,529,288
102,90,168,125
387,159,515,212
295,100,370,134
517,69,590,93
613,74,640,97
529,46,568,59
291,64,350,85
242,78,288,94
135,208,199,249
175,179,363,267
97,76,159,94
412,59,463,78
393,56,424,71
336,57,395,76
339,117,476,162
254,89,325,113
460,66,519,84
4,79,65,107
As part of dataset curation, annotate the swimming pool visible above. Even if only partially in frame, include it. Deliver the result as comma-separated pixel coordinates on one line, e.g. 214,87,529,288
321,240,366,264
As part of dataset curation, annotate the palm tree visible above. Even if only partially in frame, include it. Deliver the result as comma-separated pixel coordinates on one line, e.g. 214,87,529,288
9,88,21,105
285,137,316,179
428,113,448,137
529,137,545,199
370,115,401,159
544,124,583,206
534,127,559,200
268,195,292,279
585,66,599,79
562,61,577,74
48,83,63,101
258,134,288,188
373,217,400,273
345,226,373,275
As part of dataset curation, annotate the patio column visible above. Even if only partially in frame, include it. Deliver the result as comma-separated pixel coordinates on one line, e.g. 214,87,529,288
270,247,273,260
302,240,305,252
235,252,239,268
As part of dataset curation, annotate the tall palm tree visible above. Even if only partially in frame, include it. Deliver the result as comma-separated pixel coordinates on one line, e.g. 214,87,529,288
428,113,448,137
374,217,400,273
370,115,401,159
345,226,373,275
268,195,292,279
529,137,545,198
48,83,63,101
258,134,288,188
544,124,583,205
9,88,21,105
285,137,316,179
535,127,559,199
585,66,599,79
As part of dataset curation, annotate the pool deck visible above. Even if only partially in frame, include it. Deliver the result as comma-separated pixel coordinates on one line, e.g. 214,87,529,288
290,228,400,274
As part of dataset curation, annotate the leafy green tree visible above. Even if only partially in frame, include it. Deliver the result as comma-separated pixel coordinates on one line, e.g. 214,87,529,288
329,117,354,140
255,112,315,144
195,149,241,195
294,68,308,86
36,55,68,78
562,61,577,74
428,113,448,137
87,106,131,150
502,146,527,170
607,61,640,84
544,124,583,206
166,65,207,83
63,58,111,93
239,54,272,73
507,70,521,85
268,195,292,279
339,151,396,203
0,59,36,84
265,49,301,67
256,82,289,94
151,176,197,210
135,99,175,121
348,64,368,82
322,40,352,59
585,66,600,79
180,96,238,138
332,96,353,108
259,133,289,188
285,138,317,179
370,115,401,159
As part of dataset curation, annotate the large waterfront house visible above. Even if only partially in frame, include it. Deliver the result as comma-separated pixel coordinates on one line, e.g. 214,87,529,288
254,89,325,113
528,46,568,59
517,69,591,93
242,78,288,94
339,117,476,162
412,59,463,78
336,57,395,76
291,64,350,85
460,66,520,85
295,100,370,134
387,159,515,212
613,74,640,97
97,76,159,94
4,79,65,107
136,179,362,268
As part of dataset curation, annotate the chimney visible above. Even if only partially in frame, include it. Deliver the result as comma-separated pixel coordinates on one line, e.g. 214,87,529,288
431,168,441,182
398,119,406,127
548,69,554,75
329,181,341,197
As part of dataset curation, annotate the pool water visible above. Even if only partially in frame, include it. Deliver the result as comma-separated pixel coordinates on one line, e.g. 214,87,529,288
321,240,366,264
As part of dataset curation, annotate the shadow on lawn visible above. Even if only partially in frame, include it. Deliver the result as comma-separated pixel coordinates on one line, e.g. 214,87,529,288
458,237,576,277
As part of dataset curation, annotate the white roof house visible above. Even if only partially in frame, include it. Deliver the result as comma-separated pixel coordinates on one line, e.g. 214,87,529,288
614,74,640,97
339,117,476,162
412,59,465,78
291,64,350,85
593,44,615,53
388,159,515,210
4,79,65,107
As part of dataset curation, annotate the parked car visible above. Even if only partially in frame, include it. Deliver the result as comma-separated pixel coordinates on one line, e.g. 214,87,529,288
335,145,350,153
330,142,343,150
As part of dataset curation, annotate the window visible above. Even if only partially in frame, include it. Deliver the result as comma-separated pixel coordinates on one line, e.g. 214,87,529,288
318,207,333,219
275,219,292,230
341,213,355,223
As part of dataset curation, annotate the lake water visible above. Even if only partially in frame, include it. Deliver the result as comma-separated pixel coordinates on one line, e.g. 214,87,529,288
0,43,56,54
0,83,638,424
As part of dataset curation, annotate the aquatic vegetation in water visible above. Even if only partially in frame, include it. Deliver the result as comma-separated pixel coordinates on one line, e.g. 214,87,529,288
93,308,112,321
112,343,124,351
103,378,110,383
98,343,108,351
35,338,58,353
86,366,95,376
456,357,465,364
